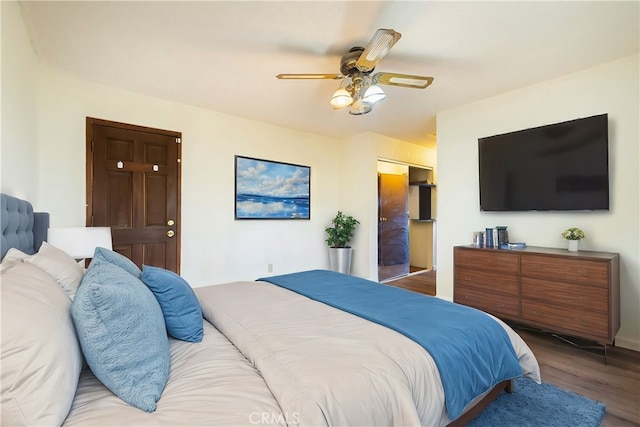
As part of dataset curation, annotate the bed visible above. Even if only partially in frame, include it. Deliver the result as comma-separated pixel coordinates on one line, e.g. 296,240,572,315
0,193,540,426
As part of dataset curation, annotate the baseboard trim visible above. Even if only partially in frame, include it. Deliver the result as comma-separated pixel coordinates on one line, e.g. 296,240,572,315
615,336,640,353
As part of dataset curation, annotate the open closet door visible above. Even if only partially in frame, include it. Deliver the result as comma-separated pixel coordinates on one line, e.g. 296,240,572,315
378,172,409,281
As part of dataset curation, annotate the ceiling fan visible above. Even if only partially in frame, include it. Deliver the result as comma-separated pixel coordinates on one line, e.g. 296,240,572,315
276,28,434,115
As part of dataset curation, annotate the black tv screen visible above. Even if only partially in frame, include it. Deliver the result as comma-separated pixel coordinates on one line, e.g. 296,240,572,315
478,114,609,211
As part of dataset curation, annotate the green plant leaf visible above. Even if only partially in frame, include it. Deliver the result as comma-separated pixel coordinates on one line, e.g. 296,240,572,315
325,211,360,248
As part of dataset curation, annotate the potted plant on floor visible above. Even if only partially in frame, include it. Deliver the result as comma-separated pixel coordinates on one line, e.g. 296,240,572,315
325,211,360,274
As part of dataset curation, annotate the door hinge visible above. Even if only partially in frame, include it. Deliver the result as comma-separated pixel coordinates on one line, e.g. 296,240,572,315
176,137,181,144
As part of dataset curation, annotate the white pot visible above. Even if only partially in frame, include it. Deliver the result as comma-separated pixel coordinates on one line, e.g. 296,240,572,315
328,247,353,274
567,240,580,252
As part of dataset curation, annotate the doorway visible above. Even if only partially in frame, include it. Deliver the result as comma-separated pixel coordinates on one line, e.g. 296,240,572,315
378,170,409,281
86,117,182,272
377,160,435,283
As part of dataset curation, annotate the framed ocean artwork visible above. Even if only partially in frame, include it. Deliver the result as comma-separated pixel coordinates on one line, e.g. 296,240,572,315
234,155,310,220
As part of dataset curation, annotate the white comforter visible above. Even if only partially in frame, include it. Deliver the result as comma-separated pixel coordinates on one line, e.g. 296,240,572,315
64,280,539,426
195,281,541,427
64,319,285,426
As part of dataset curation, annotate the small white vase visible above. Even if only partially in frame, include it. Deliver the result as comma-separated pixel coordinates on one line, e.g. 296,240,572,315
567,240,580,252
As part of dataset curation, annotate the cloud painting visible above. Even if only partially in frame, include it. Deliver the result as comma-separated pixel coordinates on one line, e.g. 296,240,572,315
235,156,310,219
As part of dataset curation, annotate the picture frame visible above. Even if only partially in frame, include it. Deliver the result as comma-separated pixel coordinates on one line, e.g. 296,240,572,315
235,155,310,220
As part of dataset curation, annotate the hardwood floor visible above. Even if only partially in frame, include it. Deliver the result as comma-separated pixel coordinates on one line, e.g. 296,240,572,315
384,271,640,426
514,327,640,427
383,268,436,295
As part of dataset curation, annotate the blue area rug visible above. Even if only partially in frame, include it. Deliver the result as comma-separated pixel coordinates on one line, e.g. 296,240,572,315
469,377,606,427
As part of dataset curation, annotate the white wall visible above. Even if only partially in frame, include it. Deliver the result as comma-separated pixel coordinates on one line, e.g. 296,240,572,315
437,54,640,351
34,68,349,286
0,1,39,201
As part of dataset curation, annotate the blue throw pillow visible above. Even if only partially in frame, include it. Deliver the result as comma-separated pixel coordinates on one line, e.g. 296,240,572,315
141,265,203,343
92,247,142,278
72,260,169,412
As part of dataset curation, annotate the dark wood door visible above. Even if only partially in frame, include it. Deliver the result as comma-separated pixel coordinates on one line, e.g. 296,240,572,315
378,172,409,280
86,118,181,272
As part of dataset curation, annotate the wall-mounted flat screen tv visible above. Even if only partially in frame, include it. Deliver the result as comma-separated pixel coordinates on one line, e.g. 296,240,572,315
478,114,609,211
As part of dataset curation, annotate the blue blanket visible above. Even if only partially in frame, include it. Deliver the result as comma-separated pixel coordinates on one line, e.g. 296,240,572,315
258,269,522,419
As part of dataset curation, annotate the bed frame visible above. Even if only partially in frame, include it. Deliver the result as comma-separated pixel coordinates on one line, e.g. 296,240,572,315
448,379,513,426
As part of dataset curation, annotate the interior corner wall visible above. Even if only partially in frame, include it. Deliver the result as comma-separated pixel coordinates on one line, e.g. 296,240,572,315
340,132,436,280
1,1,39,202
436,54,640,351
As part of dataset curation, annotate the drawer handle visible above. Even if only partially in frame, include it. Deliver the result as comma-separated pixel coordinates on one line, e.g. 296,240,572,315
464,277,472,281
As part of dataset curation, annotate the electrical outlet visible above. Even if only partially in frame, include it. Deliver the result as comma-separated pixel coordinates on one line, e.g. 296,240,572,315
268,263,273,273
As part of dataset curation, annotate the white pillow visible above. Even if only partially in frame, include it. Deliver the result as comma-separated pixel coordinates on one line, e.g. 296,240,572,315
0,248,30,273
27,242,84,297
0,262,83,426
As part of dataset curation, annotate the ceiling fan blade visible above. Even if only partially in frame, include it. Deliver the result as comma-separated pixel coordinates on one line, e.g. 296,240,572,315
355,29,401,73
373,72,434,89
276,74,344,80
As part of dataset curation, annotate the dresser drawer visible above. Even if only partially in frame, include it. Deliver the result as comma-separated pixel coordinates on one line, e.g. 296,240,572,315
521,300,609,341
453,245,619,346
454,286,519,319
521,254,609,287
521,277,608,313
455,266,518,296
454,247,519,273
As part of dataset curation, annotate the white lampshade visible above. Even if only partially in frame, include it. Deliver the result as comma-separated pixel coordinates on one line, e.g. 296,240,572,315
363,85,386,104
47,227,113,258
329,88,354,109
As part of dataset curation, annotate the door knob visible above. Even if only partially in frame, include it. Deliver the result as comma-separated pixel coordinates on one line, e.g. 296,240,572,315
167,219,175,226
167,230,175,238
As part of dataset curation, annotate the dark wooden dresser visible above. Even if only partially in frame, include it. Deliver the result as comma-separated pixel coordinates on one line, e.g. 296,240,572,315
453,245,620,345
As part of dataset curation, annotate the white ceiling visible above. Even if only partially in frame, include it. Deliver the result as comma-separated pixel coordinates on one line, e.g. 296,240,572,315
19,1,639,146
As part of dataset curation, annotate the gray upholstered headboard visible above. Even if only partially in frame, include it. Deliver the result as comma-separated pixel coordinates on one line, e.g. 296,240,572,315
1,193,50,260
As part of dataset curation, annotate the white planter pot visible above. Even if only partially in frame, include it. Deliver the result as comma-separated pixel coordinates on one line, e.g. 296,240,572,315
567,240,580,252
328,247,353,274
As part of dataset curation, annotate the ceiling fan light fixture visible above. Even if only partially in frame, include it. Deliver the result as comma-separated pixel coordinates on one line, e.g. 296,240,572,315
329,87,354,109
276,28,433,116
363,85,386,104
349,99,372,115
355,29,401,72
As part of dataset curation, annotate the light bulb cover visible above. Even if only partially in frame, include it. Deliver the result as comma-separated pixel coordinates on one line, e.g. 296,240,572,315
349,99,372,115
363,85,386,104
329,88,354,109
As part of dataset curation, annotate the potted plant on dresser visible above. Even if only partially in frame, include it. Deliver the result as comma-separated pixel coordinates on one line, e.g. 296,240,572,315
325,211,359,274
